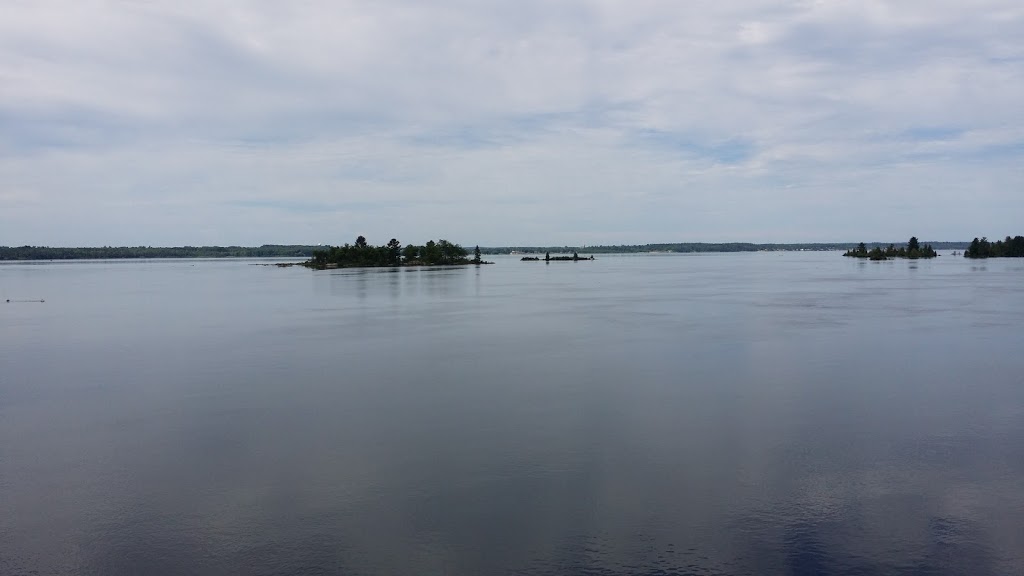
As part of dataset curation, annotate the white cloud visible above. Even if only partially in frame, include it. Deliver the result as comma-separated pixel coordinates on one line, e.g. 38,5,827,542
1,0,1022,245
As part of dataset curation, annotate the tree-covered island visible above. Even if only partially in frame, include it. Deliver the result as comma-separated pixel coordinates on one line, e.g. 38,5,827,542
522,252,595,261
964,236,1024,258
844,237,937,260
544,251,594,261
304,236,490,269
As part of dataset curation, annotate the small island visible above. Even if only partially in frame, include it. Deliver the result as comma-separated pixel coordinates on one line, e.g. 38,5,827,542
522,252,595,262
304,236,490,269
964,236,1024,258
844,237,937,260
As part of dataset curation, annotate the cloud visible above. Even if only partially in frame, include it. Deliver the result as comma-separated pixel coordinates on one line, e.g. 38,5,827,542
1,0,1022,245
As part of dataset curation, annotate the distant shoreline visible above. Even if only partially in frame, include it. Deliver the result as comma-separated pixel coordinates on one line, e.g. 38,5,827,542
0,242,972,261
488,242,970,255
0,245,319,261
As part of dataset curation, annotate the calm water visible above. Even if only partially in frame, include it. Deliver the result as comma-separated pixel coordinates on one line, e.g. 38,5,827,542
1,253,1022,575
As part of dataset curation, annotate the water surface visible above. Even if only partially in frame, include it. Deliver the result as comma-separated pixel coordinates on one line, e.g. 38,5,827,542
2,253,1022,575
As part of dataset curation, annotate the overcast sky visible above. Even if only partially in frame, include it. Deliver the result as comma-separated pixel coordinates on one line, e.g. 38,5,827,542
1,1,1022,246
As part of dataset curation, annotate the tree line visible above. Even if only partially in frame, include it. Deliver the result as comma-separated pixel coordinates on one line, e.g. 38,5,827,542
490,242,810,254
965,236,1024,258
844,237,937,260
306,236,485,269
0,245,319,260
484,241,969,255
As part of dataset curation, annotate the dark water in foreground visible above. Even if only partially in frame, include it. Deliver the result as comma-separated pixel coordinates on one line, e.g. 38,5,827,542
1,253,1022,576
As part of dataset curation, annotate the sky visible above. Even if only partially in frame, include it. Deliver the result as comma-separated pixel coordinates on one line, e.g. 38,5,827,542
1,0,1022,247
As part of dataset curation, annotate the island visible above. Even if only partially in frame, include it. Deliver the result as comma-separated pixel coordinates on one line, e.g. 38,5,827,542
964,236,1024,258
303,236,491,269
844,237,937,260
522,252,595,262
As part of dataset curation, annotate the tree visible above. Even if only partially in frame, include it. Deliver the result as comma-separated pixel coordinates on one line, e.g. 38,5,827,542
423,240,439,264
434,239,468,264
402,244,419,262
473,245,482,264
967,238,981,258
843,242,868,258
386,238,402,265
1010,236,1024,257
908,237,919,252
355,235,368,248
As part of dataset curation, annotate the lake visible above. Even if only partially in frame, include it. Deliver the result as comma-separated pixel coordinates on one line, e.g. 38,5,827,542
1,252,1022,575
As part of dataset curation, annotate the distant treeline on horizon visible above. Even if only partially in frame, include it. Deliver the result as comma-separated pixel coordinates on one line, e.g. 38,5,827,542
480,242,970,255
0,241,974,260
0,245,320,260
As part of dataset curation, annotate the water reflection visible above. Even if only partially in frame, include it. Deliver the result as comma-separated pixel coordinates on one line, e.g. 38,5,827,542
420,266,470,298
